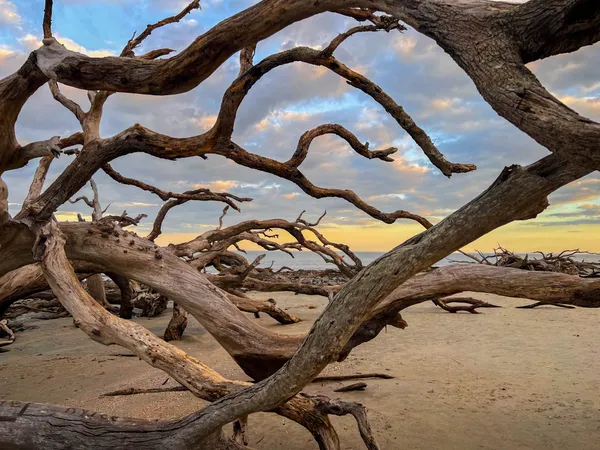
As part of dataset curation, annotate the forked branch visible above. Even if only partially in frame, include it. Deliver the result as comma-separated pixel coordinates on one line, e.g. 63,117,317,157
121,0,202,57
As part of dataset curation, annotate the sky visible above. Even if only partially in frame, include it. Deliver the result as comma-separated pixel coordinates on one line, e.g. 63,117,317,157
0,0,599,253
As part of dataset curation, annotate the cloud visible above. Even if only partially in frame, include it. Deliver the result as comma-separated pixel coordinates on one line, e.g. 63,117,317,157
557,95,600,120
193,180,239,191
0,0,20,25
550,203,600,218
367,193,407,201
115,202,160,208
190,115,218,131
19,34,114,57
18,34,40,52
254,110,311,132
549,177,600,205
528,43,600,96
394,36,417,55
2,2,599,252
390,156,429,175
0,47,15,61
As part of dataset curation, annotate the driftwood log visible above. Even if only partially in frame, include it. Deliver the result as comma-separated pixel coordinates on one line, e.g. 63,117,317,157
0,0,599,448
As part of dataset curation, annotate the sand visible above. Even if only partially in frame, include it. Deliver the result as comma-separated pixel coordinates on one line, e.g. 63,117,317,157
1,291,600,449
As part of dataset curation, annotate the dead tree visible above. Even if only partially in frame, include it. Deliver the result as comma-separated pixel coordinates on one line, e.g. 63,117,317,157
0,0,599,448
449,246,600,309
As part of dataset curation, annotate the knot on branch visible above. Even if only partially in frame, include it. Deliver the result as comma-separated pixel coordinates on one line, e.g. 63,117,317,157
378,14,405,32
32,220,64,262
35,38,73,79
20,136,63,164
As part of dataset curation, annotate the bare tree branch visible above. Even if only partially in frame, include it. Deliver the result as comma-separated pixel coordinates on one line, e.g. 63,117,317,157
19,136,62,161
287,124,397,168
21,156,54,211
238,44,256,76
0,178,8,227
102,163,251,207
120,0,202,57
48,80,86,123
217,205,229,231
512,0,600,62
43,0,53,39
1,1,599,447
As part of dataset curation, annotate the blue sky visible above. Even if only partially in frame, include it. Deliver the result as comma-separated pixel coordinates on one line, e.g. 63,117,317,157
1,0,599,252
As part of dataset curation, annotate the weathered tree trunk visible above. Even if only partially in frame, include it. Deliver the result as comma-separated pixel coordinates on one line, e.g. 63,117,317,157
0,400,246,450
2,223,377,449
105,272,134,319
4,221,600,380
0,262,100,318
164,303,188,341
85,274,109,308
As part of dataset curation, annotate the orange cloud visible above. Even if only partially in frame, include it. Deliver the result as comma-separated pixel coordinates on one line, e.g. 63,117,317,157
557,95,600,120
391,156,429,174
193,180,239,191
0,47,14,61
393,36,417,55
190,115,217,131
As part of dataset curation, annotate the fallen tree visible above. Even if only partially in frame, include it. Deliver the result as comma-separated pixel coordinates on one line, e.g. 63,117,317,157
0,0,599,448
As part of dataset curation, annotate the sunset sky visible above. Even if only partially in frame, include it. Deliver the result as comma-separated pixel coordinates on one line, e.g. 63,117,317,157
1,0,599,253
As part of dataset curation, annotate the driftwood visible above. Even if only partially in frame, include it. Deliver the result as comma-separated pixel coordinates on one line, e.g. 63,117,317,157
334,383,368,393
101,374,394,397
102,386,188,397
164,303,188,341
0,320,15,347
455,246,600,309
0,0,599,448
432,297,501,314
516,302,576,310
469,246,600,278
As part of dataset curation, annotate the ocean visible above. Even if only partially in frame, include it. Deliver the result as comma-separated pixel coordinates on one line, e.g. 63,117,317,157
234,250,600,271
235,251,480,271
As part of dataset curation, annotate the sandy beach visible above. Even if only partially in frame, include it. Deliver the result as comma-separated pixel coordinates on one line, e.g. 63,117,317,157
2,291,599,449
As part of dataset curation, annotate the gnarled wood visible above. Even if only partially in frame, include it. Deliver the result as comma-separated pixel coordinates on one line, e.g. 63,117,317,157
1,0,599,447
